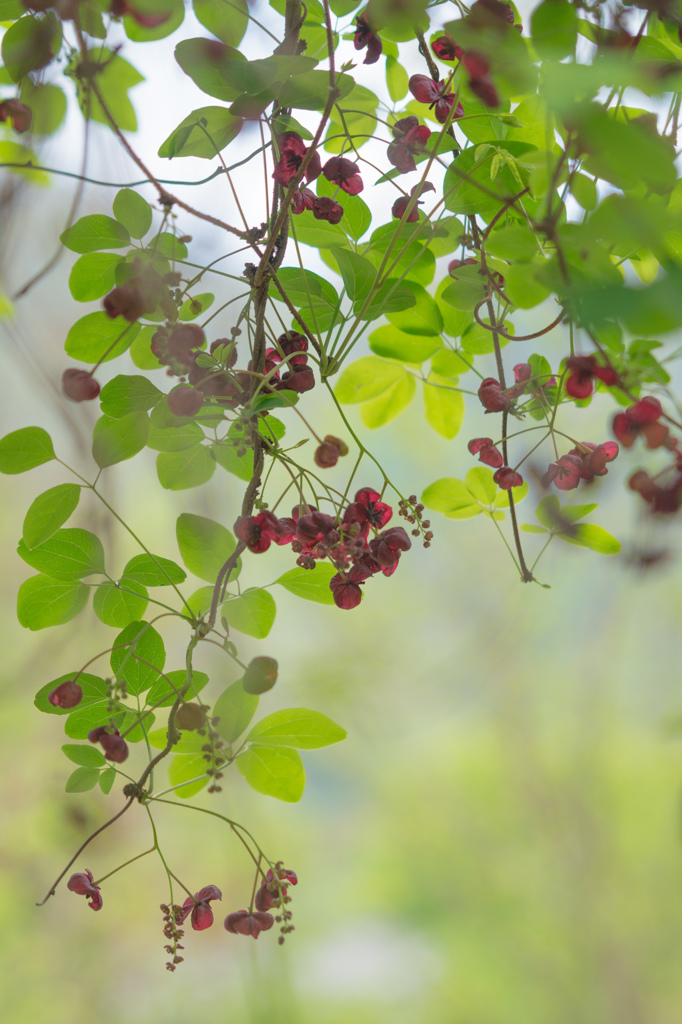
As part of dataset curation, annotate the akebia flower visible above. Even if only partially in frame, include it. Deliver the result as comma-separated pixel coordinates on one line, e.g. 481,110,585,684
278,364,316,393
468,437,504,468
565,355,618,399
110,0,174,26
432,35,463,61
314,435,348,468
478,377,511,413
613,397,669,449
0,98,32,133
322,156,364,195
225,910,275,938
350,486,393,530
387,116,432,174
103,283,147,323
88,726,129,763
542,454,584,491
272,132,321,186
234,510,283,553
330,563,373,609
62,368,101,402
392,182,435,222
368,526,412,573
255,868,298,912
572,441,619,481
354,11,382,64
312,196,343,224
448,257,478,278
67,869,102,911
629,469,682,514
464,51,500,108
177,885,222,931
408,74,464,125
291,187,316,215
48,678,83,708
493,466,524,489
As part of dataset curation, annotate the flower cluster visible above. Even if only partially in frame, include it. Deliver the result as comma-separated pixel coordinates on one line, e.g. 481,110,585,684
409,74,464,125
387,116,432,174
392,181,435,222
565,355,618,399
612,397,672,450
272,131,321,187
542,441,619,491
235,488,412,610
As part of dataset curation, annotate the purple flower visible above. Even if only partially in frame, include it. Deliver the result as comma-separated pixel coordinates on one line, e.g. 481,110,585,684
323,156,364,196
354,12,382,64
177,884,222,931
67,869,103,911
224,910,275,938
273,132,321,186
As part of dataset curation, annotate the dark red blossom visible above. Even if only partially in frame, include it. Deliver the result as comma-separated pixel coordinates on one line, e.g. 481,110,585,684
565,355,618,399
88,726,129,763
62,368,100,403
273,132,321,186
613,397,669,449
572,441,619,481
278,364,315,393
464,50,500,108
314,435,348,468
177,885,222,931
368,526,411,574
110,0,173,26
0,99,32,133
291,187,316,215
542,454,584,491
67,869,102,911
234,510,283,553
387,116,432,174
478,377,511,413
312,196,343,223
330,563,373,609
167,386,203,417
354,12,382,64
629,470,682,514
448,257,478,277
48,679,83,708
296,511,337,547
103,284,146,322
432,35,463,61
225,910,275,938
392,181,435,222
350,487,393,530
255,868,298,912
467,437,504,468
277,331,308,365
408,74,464,124
323,156,364,195
493,466,524,489
243,657,279,694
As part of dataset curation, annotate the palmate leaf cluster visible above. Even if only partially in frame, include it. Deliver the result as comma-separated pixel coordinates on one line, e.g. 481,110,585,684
1,0,682,951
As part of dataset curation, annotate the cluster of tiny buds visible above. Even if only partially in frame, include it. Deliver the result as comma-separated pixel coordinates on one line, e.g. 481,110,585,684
398,496,434,549
198,715,227,793
160,903,185,971
105,675,127,708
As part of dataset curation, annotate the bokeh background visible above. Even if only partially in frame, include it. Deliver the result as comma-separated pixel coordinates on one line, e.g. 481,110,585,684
2,1,682,1021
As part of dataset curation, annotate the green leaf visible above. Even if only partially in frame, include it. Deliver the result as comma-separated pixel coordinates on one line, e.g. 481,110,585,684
247,708,346,749
275,563,336,604
369,326,441,363
65,767,100,793
360,371,415,429
112,188,153,239
65,312,139,364
92,411,150,468
212,442,252,481
237,745,305,802
130,325,163,370
17,575,88,630
179,292,214,321
386,281,443,336
158,106,242,159
485,224,538,262
335,356,406,404
123,554,186,588
431,348,471,377
148,404,205,451
149,231,188,260
174,38,246,102
176,512,240,583
330,246,376,303
292,214,346,249
63,702,114,740
1,12,62,81
167,753,209,798
521,523,548,534
22,484,81,549
18,528,105,581
556,523,621,555
62,744,106,768
99,375,163,418
571,173,598,211
147,727,206,752
386,55,408,101
93,578,149,628
73,50,143,133
422,373,465,439
421,477,481,519
492,478,529,508
69,253,122,302
222,588,276,639
99,768,116,794
193,0,248,46
503,263,551,309
60,214,130,254
145,669,209,708
35,672,107,717
0,426,54,474
111,620,166,696
157,445,216,490
213,681,259,743
531,0,578,60
343,194,372,241
278,70,353,110
124,0,184,41
19,80,66,135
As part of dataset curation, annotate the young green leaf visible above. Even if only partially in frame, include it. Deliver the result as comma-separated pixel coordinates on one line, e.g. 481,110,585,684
157,445,216,490
213,681,259,744
69,253,123,302
93,578,149,628
17,575,88,630
145,669,209,708
275,563,336,604
123,554,187,588
556,523,621,555
158,107,242,159
193,0,248,46
335,356,407,404
246,708,346,749
359,371,416,429
99,375,163,418
62,743,106,768
237,745,305,802
99,768,116,794
92,411,150,468
167,753,210,798
35,672,107,716
65,767,101,794
60,214,131,254
65,312,139,364
221,588,276,639
422,372,465,439
0,427,55,474
18,528,105,580
110,620,166,696
176,512,241,583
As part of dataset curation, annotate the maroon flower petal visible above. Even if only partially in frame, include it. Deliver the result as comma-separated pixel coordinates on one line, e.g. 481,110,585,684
409,74,439,104
493,466,524,490
48,679,83,709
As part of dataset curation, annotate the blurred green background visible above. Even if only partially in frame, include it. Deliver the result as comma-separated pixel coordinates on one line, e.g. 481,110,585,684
2,3,682,1018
